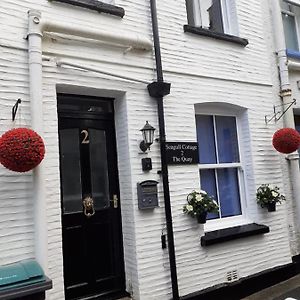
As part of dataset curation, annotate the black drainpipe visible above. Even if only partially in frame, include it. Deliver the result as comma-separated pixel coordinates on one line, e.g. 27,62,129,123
148,0,179,299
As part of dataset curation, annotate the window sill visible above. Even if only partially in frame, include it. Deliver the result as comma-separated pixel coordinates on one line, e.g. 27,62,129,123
201,223,269,246
183,25,249,47
49,0,125,18
204,215,251,232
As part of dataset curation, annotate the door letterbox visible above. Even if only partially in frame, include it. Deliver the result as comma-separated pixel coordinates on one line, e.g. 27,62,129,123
137,180,158,209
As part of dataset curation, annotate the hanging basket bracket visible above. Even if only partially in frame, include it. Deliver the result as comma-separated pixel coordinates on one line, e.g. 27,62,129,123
265,99,296,124
12,98,22,121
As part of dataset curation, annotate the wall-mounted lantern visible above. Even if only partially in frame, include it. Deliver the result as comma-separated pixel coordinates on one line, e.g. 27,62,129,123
140,121,156,152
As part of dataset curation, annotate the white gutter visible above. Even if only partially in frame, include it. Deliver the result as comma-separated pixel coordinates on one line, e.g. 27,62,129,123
27,9,152,272
42,20,152,50
288,61,300,70
33,13,152,51
271,1,300,227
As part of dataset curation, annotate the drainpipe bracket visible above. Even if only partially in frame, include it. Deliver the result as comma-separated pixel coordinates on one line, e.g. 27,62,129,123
286,152,300,161
27,10,43,39
280,89,292,97
147,81,171,98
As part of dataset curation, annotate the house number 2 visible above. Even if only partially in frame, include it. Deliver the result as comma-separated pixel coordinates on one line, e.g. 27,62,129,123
81,130,90,144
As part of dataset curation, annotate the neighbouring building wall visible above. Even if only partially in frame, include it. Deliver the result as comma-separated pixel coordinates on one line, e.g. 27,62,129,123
0,0,154,299
0,1,296,300
136,0,293,298
265,0,300,257
285,69,300,255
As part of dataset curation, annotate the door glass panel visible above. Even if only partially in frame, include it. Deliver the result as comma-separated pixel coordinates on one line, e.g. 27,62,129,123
58,96,113,114
60,129,83,213
89,129,110,210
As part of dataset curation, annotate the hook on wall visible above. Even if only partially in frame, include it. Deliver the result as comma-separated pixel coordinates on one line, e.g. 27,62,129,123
265,99,296,124
12,99,22,121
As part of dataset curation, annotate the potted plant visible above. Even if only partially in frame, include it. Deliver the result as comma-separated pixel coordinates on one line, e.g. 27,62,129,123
256,184,286,212
183,190,219,224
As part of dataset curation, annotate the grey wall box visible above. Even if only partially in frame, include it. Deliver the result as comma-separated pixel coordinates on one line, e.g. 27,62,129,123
142,158,152,171
137,180,158,209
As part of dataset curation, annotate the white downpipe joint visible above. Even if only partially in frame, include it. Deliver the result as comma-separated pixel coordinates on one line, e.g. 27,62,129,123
28,10,48,272
271,1,300,228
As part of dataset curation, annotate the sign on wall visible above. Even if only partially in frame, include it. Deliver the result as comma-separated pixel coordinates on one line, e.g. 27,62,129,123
165,142,199,165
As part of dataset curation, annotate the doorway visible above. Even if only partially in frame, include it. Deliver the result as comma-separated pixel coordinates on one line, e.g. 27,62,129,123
58,94,126,300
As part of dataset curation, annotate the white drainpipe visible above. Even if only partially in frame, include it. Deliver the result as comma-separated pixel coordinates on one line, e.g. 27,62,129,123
27,9,152,272
27,10,48,272
271,1,300,228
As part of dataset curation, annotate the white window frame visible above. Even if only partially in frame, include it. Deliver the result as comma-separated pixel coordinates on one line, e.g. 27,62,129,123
101,0,115,4
186,0,239,36
195,106,252,231
282,0,300,51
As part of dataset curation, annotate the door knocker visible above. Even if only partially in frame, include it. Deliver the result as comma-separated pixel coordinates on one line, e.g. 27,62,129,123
83,196,95,218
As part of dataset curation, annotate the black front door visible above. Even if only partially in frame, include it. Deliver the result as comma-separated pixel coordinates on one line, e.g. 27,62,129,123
58,94,125,300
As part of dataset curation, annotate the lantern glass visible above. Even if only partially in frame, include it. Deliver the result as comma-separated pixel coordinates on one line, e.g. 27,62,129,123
140,121,155,151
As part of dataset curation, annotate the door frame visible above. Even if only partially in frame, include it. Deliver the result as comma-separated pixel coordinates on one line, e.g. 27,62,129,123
57,93,127,300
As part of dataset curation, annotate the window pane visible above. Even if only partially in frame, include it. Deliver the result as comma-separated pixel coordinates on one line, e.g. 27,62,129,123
200,169,219,219
280,0,290,11
208,0,224,33
101,0,115,4
282,13,299,51
196,115,217,164
60,128,83,213
217,168,241,217
89,129,110,210
200,0,213,28
215,116,240,163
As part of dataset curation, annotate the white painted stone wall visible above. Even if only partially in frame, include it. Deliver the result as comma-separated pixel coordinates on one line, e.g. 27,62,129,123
283,67,300,256
264,0,300,257
0,0,295,299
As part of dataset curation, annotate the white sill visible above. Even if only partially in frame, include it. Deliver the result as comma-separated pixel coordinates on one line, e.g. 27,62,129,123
204,215,254,232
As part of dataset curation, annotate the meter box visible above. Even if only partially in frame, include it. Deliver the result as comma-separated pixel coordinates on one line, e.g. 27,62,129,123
137,180,159,209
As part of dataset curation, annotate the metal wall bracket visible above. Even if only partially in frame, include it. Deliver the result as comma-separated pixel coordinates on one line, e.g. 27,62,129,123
265,99,296,124
12,98,22,121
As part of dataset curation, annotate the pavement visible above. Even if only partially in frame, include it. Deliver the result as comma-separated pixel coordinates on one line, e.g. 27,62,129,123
118,276,300,300
242,274,300,300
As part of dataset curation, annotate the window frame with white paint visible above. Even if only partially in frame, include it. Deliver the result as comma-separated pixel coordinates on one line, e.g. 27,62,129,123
185,0,239,36
195,103,252,231
281,0,300,52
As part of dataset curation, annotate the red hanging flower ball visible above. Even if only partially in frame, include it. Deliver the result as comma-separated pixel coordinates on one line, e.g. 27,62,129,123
272,128,300,154
0,128,45,172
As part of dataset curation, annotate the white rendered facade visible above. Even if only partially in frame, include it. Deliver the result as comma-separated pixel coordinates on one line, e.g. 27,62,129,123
0,0,298,299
